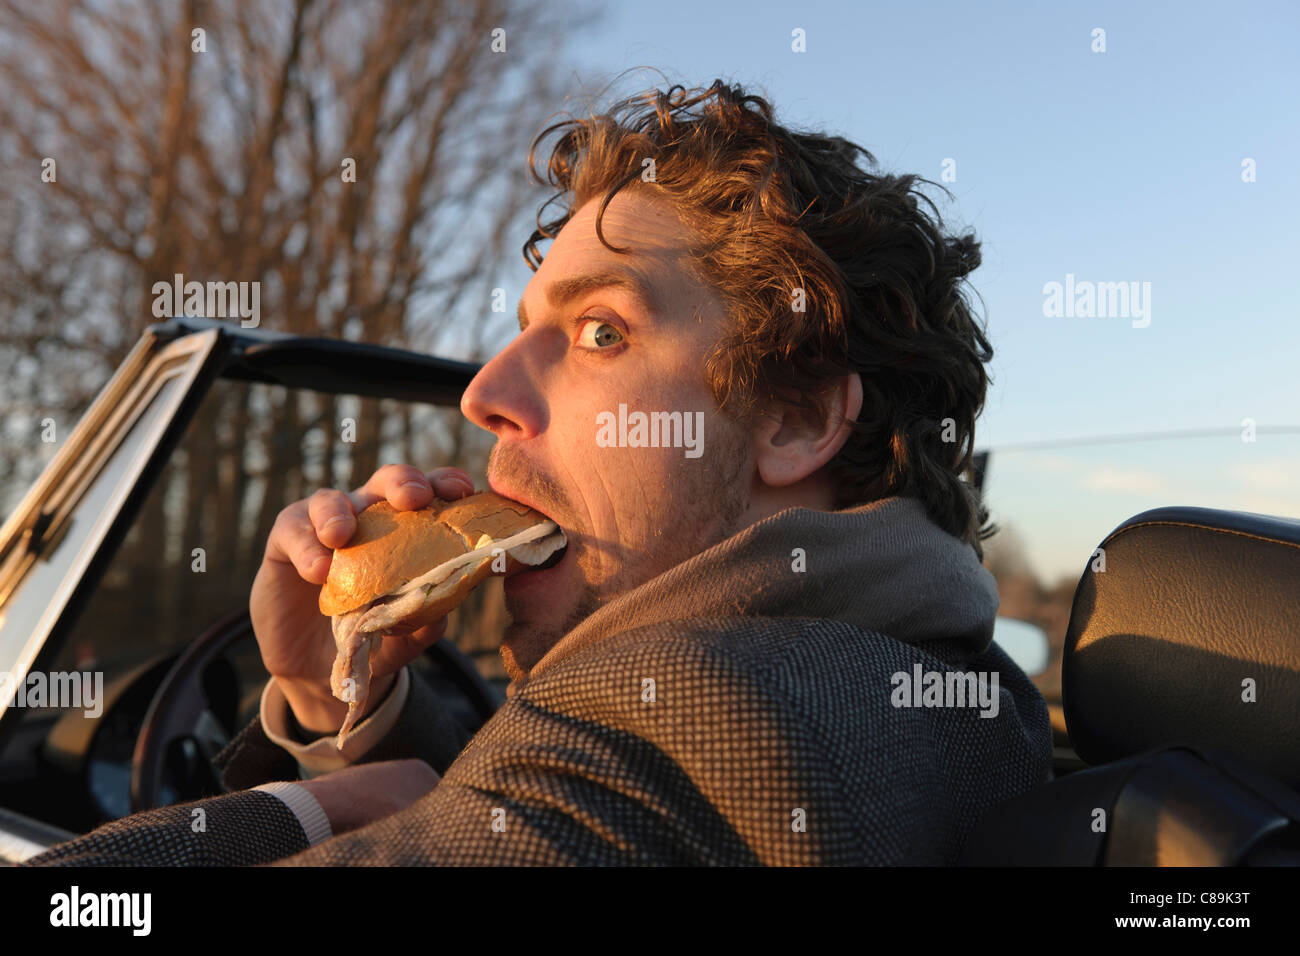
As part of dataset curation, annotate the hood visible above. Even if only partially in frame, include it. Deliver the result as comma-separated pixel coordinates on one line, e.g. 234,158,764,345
513,495,1000,696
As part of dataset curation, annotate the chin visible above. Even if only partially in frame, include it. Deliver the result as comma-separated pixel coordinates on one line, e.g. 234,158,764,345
500,582,603,681
498,637,529,685
499,621,559,683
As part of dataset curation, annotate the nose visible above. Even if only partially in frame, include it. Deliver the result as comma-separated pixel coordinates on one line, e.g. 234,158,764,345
460,333,545,439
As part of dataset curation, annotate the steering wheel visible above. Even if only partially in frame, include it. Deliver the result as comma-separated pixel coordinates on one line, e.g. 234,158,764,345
130,609,501,812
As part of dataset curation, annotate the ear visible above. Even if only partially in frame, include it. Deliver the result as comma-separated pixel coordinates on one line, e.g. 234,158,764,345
752,373,863,488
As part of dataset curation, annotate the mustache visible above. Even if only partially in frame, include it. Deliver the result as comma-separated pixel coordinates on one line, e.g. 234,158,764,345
487,445,571,525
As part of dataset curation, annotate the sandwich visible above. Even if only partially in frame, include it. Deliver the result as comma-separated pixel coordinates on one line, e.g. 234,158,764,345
318,491,566,747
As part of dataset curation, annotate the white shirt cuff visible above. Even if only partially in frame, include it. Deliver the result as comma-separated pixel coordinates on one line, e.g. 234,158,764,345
260,668,411,779
251,782,333,846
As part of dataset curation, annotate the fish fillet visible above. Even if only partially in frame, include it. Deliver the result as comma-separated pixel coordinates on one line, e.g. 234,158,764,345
330,612,379,748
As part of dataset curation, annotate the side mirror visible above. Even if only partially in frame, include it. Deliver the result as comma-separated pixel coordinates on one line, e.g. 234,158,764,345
992,617,1050,677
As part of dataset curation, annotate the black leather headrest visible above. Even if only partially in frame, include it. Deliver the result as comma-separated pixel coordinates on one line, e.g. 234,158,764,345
1064,506,1300,789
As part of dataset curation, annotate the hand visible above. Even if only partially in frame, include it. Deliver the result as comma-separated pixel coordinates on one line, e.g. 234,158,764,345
250,464,476,736
296,759,441,835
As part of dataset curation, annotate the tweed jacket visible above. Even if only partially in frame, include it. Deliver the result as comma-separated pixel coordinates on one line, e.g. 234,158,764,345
27,496,1052,865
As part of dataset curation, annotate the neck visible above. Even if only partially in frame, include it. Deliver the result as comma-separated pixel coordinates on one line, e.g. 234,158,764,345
740,469,838,527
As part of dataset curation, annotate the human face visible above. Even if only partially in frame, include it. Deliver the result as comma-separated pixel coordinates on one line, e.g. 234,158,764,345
459,189,753,681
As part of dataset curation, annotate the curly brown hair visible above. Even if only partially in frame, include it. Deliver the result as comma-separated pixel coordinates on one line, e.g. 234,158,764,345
523,79,993,550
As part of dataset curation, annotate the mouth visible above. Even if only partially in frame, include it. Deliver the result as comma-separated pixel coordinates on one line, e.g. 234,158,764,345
488,478,563,533
532,543,568,571
487,475,572,579
504,536,573,596
499,524,568,580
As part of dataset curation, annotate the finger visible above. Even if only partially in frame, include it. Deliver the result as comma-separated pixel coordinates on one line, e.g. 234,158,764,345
307,488,359,549
351,463,435,513
378,618,447,655
427,467,475,501
404,618,448,647
267,502,335,584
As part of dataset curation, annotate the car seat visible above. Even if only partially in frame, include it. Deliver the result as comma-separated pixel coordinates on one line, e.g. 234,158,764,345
960,506,1300,865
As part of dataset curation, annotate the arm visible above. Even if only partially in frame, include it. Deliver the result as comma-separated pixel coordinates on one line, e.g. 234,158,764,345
22,758,442,867
270,624,850,866
214,665,475,790
20,790,311,867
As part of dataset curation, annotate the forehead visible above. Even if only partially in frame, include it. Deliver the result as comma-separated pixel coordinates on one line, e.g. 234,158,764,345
530,190,698,307
556,189,692,255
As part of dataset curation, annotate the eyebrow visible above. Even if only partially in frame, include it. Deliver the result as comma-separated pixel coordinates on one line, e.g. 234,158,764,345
517,270,658,331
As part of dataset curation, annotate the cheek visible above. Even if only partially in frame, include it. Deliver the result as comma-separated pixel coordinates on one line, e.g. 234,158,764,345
552,347,726,511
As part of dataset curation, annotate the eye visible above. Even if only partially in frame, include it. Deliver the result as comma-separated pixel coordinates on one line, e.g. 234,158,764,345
576,317,625,350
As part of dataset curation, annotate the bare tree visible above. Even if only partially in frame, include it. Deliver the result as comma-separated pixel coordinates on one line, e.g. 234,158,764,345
0,0,589,655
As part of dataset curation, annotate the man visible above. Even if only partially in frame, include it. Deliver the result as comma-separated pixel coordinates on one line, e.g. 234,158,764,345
28,80,1050,866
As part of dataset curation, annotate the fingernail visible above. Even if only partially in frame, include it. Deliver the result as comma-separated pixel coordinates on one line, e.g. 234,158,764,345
322,515,349,533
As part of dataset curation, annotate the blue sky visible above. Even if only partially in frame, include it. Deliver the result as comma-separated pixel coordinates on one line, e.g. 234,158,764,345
525,0,1300,580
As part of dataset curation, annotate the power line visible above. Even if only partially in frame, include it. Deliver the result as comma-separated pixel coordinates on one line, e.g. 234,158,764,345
979,425,1300,454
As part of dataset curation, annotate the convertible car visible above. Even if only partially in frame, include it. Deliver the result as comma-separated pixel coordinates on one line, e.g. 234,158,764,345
1,318,1296,864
